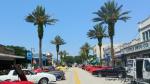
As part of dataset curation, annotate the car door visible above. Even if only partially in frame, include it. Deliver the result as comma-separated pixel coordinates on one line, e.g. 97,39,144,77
127,59,135,78
143,60,150,79
23,70,38,83
11,70,20,81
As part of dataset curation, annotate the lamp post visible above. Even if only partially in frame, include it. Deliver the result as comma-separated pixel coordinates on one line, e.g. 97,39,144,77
47,52,53,65
31,48,35,69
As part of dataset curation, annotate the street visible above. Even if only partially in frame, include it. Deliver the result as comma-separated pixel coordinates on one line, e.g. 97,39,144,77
56,67,128,84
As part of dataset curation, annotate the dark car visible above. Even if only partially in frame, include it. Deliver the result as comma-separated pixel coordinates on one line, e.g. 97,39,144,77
49,70,65,81
94,67,126,78
33,66,66,81
48,66,66,80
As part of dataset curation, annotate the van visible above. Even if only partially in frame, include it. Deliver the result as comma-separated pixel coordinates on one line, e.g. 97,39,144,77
127,58,150,83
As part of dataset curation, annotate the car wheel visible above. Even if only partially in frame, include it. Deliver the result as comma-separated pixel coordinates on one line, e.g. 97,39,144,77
57,76,62,81
39,78,48,84
118,73,123,78
98,73,102,77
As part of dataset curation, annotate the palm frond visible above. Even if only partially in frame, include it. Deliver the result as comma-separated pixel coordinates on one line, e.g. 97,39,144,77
51,35,66,45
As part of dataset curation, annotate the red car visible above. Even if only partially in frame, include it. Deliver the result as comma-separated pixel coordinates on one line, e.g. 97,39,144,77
91,66,112,75
0,81,33,84
89,66,112,73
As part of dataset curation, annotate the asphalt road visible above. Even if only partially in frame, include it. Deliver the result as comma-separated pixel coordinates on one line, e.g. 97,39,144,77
55,67,129,84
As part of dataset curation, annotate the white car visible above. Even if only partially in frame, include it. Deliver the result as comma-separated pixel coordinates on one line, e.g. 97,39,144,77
0,69,56,84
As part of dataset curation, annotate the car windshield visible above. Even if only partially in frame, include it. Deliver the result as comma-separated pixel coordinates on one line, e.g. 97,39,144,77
26,70,36,75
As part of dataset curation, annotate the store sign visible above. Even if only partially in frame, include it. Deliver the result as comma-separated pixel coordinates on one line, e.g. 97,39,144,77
123,41,150,54
26,51,32,60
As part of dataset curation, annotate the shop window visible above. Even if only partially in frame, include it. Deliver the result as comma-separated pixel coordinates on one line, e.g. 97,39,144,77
142,32,146,41
148,30,150,40
146,31,149,41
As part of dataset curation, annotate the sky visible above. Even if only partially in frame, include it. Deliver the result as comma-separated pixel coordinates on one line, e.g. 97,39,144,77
0,0,150,59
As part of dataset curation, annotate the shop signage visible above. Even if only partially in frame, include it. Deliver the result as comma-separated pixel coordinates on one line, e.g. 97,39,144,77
123,41,150,54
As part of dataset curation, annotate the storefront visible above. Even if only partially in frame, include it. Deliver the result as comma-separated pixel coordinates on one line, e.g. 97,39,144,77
0,53,25,70
123,40,150,59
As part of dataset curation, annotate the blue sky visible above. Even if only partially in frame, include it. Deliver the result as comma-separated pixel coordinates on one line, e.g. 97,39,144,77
0,0,150,58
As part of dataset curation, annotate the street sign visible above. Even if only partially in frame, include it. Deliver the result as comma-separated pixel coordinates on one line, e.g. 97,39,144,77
26,51,32,60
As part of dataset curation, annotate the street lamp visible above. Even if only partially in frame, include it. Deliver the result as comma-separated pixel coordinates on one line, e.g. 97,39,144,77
47,52,53,65
31,48,35,69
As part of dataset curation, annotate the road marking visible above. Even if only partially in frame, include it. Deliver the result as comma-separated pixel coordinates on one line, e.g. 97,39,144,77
74,68,81,84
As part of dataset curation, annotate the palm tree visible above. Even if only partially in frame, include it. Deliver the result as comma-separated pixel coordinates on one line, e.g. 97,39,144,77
79,50,86,63
51,35,65,64
87,24,107,65
59,51,64,64
63,50,68,57
80,42,90,62
59,50,68,65
25,5,57,68
93,1,130,66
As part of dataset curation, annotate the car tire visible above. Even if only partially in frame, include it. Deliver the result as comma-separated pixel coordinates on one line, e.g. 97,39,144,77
98,73,102,77
118,73,123,78
38,78,48,84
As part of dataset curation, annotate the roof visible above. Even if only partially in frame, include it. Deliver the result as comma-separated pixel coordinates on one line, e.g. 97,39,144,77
0,53,25,60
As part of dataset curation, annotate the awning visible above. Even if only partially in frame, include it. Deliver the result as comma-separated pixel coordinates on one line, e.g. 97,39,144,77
0,53,25,60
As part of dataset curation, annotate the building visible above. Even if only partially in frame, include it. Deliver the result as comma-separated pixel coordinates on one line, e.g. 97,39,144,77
93,44,110,60
122,16,150,59
0,44,25,70
103,44,123,66
93,44,105,59
93,44,121,65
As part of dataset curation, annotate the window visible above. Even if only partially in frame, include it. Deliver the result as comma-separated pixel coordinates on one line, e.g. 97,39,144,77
127,60,133,68
144,60,150,71
146,31,149,41
143,32,146,41
13,71,18,75
148,30,150,40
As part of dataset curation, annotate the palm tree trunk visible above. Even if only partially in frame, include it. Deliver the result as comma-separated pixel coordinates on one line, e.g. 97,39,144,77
99,45,102,65
98,39,102,66
108,23,115,67
110,36,115,67
60,55,62,65
39,38,43,68
56,45,59,65
38,24,43,69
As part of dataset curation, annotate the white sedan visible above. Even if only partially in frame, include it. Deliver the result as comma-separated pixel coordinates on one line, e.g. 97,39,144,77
0,69,56,84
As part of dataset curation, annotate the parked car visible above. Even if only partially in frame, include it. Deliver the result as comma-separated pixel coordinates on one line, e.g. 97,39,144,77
33,66,66,81
90,66,112,74
0,69,56,84
56,66,68,72
49,71,65,80
0,65,33,84
93,67,126,78
0,81,33,84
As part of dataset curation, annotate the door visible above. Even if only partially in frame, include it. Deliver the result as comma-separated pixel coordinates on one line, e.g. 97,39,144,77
136,59,143,79
127,59,136,78
143,60,150,80
11,71,21,81
22,70,38,83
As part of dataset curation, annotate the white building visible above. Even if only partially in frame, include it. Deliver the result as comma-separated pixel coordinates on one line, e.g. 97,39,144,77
122,16,150,59
139,16,150,42
93,44,110,59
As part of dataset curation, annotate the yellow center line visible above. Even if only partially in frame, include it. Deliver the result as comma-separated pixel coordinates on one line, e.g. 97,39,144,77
74,68,81,84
